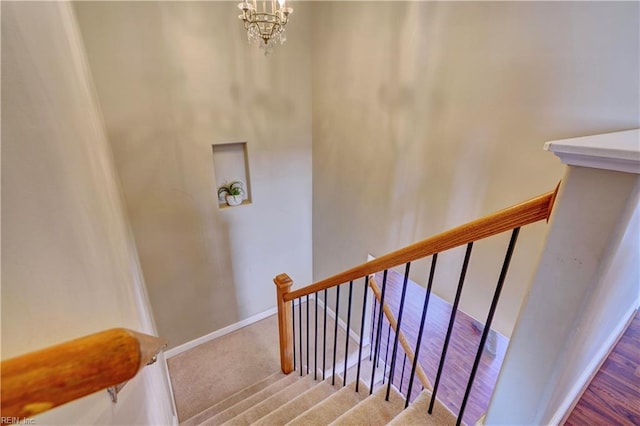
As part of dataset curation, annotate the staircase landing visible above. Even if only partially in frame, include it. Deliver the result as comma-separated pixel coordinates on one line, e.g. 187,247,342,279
171,341,456,425
167,273,508,425
168,312,457,425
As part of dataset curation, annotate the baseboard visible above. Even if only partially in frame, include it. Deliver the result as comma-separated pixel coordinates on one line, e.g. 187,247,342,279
321,339,373,377
289,292,379,378
158,352,180,424
165,307,278,358
550,305,639,425
315,294,369,346
164,291,368,359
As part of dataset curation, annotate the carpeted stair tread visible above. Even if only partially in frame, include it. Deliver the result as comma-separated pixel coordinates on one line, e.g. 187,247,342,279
323,343,372,384
181,372,284,426
220,375,318,426
330,383,405,426
199,373,301,425
388,391,457,426
343,356,386,388
252,377,339,426
286,380,370,426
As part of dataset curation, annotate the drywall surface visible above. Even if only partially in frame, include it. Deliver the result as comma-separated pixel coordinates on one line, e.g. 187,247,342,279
541,193,639,424
73,1,313,348
311,1,639,337
1,2,174,424
485,167,639,425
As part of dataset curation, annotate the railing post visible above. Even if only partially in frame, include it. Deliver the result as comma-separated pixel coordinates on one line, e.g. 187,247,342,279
274,273,294,374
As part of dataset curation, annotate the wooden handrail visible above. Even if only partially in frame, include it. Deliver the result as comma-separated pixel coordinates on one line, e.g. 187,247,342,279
0,328,168,419
285,188,556,302
369,276,433,392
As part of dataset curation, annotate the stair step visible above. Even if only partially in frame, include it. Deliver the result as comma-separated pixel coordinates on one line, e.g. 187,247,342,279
330,383,405,426
221,375,318,426
252,377,339,425
345,355,386,389
199,374,301,425
181,372,285,426
388,391,457,426
286,380,371,426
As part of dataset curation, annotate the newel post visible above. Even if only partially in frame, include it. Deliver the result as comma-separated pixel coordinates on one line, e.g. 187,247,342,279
274,273,294,374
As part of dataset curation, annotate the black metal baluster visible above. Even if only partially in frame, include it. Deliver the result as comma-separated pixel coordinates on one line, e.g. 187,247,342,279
331,285,341,385
376,323,383,367
457,229,520,426
405,253,438,408
356,276,369,392
315,292,318,380
383,323,391,385
292,300,296,371
399,353,407,394
370,270,389,394
370,297,377,361
343,281,353,387
386,262,411,401
429,243,473,413
306,294,310,376
299,297,303,376
323,289,328,380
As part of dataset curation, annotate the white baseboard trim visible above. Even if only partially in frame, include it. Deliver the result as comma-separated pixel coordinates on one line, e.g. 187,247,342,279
315,293,370,346
165,288,372,360
548,304,639,425
321,340,374,379
165,307,278,358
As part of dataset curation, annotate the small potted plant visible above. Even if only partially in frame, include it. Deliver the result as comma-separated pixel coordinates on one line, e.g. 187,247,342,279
217,181,245,206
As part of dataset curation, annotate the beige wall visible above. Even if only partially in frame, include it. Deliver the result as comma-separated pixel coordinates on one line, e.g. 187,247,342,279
1,2,174,423
73,1,313,348
311,1,639,336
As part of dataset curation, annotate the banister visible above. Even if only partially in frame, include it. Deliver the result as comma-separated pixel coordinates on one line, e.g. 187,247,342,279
274,273,295,374
369,276,433,393
284,188,557,302
0,328,168,419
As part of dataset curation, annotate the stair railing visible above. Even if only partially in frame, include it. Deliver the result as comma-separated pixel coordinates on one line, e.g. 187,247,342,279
368,276,432,393
1,328,168,420
274,186,558,424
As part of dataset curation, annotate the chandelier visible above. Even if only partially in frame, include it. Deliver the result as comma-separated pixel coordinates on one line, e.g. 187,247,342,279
238,0,293,54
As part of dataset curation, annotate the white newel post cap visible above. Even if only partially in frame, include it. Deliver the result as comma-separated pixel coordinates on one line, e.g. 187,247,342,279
544,129,640,174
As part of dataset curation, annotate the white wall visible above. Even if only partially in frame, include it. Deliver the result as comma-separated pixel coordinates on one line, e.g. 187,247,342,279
486,165,639,425
543,196,640,423
1,2,174,424
73,1,313,348
311,1,639,336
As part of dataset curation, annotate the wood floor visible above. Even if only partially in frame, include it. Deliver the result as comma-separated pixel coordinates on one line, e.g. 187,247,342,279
372,268,508,426
565,311,640,426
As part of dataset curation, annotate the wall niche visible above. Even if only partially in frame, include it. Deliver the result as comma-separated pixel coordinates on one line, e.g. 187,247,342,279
212,142,252,208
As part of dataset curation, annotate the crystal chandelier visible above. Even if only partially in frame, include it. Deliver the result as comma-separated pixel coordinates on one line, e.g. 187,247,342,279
238,0,293,54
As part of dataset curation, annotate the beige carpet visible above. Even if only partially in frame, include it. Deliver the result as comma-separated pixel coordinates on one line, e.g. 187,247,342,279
287,381,370,426
389,392,457,425
168,315,282,420
253,377,339,425
169,308,460,425
330,384,406,425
